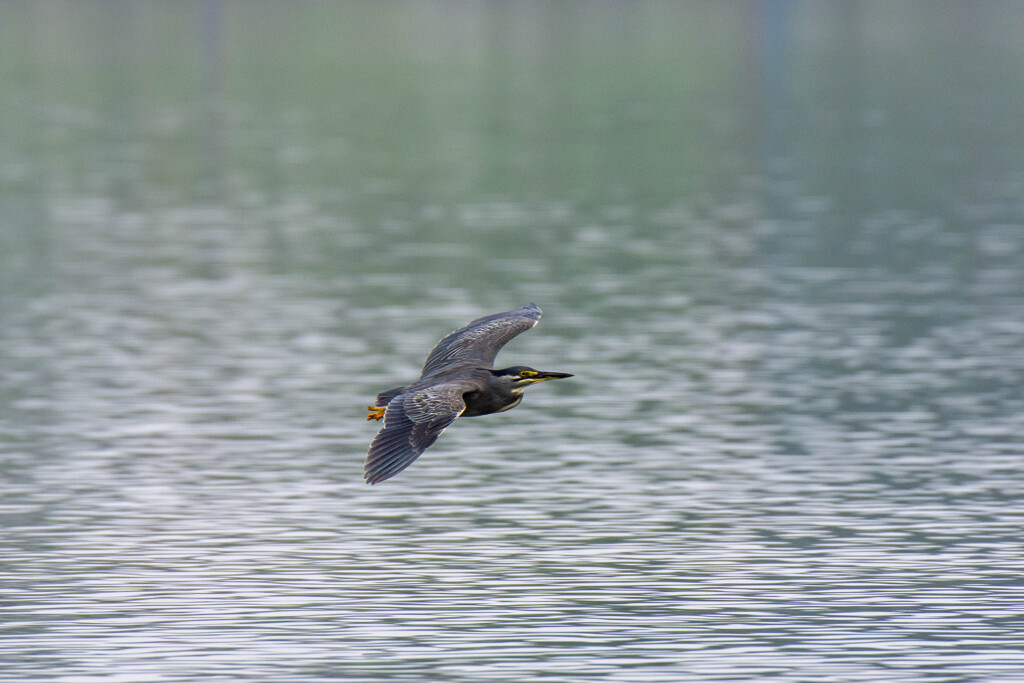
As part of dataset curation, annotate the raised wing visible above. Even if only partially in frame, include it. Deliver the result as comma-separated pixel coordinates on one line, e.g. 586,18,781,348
364,382,469,484
420,303,542,378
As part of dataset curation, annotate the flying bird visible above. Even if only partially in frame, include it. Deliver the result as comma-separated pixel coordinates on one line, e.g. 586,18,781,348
364,303,572,484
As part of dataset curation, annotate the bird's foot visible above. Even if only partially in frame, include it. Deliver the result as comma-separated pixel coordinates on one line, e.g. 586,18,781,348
366,405,386,421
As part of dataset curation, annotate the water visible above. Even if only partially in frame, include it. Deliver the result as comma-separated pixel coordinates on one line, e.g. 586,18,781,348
3,2,1024,680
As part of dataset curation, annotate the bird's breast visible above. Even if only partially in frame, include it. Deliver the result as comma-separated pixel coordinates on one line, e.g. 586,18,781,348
493,393,523,413
461,387,522,417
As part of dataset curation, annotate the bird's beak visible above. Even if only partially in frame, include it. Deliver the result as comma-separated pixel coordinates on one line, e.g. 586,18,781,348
533,370,573,382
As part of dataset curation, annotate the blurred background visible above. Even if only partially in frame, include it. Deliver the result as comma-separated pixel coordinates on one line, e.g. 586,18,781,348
3,1,1024,681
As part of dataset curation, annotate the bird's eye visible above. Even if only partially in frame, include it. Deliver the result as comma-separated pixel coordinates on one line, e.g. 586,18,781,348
519,370,536,378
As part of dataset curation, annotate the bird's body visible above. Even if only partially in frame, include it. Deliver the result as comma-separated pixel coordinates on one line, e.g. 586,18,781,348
376,367,526,418
364,304,571,484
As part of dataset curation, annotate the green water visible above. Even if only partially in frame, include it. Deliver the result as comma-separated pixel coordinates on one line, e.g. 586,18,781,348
2,2,1024,681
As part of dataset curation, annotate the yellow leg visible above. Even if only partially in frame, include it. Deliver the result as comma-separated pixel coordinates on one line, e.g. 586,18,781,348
366,405,386,421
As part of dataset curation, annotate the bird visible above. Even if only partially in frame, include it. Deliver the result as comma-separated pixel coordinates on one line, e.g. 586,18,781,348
364,303,572,484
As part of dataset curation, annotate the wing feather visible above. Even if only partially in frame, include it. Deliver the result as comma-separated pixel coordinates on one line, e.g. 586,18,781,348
364,383,469,484
419,303,541,378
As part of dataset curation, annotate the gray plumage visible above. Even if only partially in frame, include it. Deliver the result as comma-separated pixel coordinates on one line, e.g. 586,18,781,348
364,304,571,484
419,303,542,377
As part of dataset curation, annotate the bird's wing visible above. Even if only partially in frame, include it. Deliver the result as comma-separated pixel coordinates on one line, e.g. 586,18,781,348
364,381,470,484
420,303,542,378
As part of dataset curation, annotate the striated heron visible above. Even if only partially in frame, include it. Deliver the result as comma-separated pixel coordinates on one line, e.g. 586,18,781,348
364,303,572,484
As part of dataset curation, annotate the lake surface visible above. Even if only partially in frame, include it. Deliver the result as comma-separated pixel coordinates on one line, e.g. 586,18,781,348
3,2,1024,680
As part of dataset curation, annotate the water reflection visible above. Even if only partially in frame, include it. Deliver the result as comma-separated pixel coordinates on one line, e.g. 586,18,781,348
3,1,1024,681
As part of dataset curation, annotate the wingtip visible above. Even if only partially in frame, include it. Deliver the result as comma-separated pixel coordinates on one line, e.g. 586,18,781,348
363,467,387,485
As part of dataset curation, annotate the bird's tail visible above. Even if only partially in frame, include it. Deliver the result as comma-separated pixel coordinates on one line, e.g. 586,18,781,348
375,386,405,407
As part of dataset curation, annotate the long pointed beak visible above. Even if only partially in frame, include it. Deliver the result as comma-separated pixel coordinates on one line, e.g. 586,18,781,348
535,371,573,381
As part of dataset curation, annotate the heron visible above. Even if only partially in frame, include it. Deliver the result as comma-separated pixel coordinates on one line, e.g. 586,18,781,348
364,303,572,484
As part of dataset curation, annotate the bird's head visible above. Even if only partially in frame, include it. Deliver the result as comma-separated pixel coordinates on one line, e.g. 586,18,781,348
490,365,573,389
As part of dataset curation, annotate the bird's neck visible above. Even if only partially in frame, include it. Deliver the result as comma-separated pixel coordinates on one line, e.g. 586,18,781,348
461,376,522,417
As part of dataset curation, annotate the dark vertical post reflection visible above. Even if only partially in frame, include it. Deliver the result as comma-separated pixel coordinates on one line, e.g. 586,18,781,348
21,4,53,285
199,0,225,203
100,0,139,210
830,0,864,249
481,0,517,198
751,0,792,220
